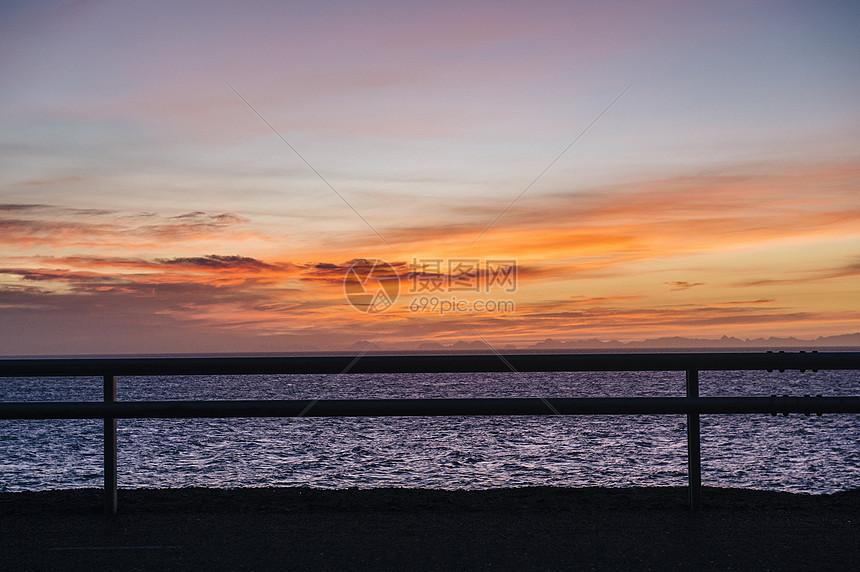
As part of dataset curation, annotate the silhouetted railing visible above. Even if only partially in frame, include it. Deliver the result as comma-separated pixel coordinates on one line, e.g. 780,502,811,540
2,351,859,515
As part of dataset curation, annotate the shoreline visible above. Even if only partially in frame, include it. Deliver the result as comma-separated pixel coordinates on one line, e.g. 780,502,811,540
2,486,858,570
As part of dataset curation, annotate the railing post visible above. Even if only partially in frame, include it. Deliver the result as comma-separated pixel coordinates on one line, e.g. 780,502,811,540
104,375,117,516
686,369,701,511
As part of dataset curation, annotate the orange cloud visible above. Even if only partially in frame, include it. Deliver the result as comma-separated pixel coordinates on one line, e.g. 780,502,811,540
363,158,860,255
665,281,705,291
1,158,858,352
736,256,860,287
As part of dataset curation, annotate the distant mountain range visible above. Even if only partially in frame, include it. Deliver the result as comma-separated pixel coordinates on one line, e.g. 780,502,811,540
347,333,860,352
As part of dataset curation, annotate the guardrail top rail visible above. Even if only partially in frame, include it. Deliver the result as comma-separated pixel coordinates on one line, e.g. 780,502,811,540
1,350,859,376
2,351,859,516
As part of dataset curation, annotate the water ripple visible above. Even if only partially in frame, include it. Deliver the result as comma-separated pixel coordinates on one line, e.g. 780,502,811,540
1,370,858,493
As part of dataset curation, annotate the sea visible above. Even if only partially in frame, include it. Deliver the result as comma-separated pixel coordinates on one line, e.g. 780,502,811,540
1,368,858,494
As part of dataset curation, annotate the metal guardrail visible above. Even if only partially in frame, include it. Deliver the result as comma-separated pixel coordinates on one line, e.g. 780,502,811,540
1,350,857,376
1,351,859,515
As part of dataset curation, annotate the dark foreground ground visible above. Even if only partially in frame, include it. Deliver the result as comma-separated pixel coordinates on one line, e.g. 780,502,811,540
1,486,858,571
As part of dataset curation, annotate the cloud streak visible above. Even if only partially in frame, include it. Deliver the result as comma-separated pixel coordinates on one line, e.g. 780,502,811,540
2,156,859,351
0,206,257,250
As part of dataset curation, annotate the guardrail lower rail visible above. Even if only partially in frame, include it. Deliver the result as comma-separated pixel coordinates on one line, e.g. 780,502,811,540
1,351,859,515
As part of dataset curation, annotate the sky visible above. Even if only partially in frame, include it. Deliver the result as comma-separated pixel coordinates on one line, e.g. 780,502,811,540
1,0,859,354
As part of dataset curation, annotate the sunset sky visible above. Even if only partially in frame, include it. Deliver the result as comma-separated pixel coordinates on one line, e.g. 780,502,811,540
1,1,859,354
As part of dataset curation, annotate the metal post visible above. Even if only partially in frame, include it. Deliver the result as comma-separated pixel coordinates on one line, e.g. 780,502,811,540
686,369,701,511
104,375,117,516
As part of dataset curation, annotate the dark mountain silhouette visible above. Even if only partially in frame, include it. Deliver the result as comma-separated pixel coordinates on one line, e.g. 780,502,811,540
347,340,385,351
340,333,859,352
396,333,860,351
525,333,860,349
451,340,493,350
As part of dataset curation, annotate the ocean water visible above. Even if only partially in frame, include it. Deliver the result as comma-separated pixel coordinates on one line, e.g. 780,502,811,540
1,370,858,493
